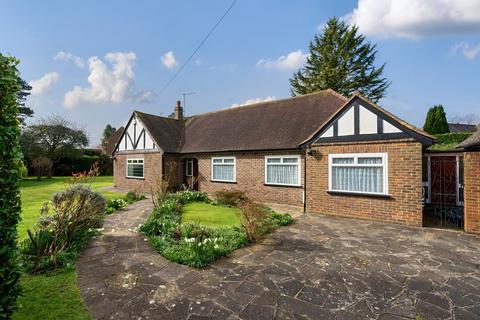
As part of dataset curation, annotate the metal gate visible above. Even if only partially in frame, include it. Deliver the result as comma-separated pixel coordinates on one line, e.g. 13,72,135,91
423,155,464,229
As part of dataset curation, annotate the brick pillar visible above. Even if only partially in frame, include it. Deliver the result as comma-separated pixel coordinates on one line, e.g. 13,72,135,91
464,151,480,234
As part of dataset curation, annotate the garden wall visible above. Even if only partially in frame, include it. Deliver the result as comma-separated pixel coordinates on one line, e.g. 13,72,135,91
306,139,423,226
464,151,480,235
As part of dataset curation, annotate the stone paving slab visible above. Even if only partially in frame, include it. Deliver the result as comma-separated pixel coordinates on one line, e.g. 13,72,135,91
77,200,480,319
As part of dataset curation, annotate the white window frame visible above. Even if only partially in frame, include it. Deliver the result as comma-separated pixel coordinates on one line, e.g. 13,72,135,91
126,158,144,179
328,153,388,196
264,155,301,187
211,156,236,182
185,158,194,177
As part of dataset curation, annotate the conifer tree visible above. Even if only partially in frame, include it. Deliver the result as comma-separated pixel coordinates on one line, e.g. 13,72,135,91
290,17,390,102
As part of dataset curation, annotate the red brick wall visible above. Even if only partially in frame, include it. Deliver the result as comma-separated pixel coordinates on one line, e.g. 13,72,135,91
191,151,305,207
464,151,480,234
113,151,162,193
306,139,423,226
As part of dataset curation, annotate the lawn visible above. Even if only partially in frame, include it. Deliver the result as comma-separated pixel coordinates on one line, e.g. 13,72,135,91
13,176,122,320
182,202,241,227
18,176,121,240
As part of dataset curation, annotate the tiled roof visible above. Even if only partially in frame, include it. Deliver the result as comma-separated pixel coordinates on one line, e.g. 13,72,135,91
456,130,480,150
448,123,478,133
181,89,347,153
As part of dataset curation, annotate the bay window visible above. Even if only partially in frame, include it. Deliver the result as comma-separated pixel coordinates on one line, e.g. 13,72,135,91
211,157,236,182
265,155,301,186
126,159,144,178
328,153,388,195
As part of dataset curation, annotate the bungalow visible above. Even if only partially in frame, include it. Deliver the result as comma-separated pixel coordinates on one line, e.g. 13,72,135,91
111,89,439,227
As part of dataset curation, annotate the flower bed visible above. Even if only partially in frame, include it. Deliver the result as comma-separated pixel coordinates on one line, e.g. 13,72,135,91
140,191,293,268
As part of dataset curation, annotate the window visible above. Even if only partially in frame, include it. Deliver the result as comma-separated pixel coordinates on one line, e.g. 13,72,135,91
328,153,388,195
265,155,301,186
185,159,193,177
126,159,144,178
211,157,236,182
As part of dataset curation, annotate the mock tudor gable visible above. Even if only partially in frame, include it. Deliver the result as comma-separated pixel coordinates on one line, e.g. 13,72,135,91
115,113,158,152
304,94,435,147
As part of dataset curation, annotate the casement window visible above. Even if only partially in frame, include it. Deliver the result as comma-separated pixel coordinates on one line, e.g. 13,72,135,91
265,155,301,186
126,159,144,179
211,157,236,182
185,159,194,177
328,153,388,195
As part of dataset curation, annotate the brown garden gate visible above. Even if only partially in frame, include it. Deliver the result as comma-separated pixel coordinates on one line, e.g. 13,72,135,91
423,153,464,229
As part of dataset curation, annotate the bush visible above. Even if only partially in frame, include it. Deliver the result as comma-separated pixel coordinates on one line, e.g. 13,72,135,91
236,199,293,241
21,185,106,273
106,198,128,211
19,160,28,178
177,190,209,204
214,190,246,206
271,212,294,226
0,53,23,318
124,191,146,203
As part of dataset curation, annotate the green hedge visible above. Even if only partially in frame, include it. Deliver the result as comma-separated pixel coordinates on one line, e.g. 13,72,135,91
428,132,472,151
0,54,23,318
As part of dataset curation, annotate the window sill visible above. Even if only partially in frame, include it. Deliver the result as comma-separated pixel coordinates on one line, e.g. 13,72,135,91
126,176,145,180
327,190,391,199
210,180,237,184
264,183,302,188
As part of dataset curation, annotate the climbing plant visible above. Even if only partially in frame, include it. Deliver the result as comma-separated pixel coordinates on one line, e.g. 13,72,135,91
0,54,24,319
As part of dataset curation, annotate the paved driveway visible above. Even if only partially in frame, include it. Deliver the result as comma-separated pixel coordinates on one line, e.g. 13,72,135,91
77,200,480,319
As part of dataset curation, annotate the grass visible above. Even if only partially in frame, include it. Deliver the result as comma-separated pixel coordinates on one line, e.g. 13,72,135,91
13,270,90,320
13,176,122,320
19,176,121,240
182,202,241,227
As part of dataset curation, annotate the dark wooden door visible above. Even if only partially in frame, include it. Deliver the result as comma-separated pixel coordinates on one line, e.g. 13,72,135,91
430,156,457,205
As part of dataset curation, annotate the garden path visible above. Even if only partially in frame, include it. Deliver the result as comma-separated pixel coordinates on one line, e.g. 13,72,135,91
77,199,480,319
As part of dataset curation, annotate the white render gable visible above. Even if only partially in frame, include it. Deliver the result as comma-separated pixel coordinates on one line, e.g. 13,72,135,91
117,114,157,152
317,100,406,142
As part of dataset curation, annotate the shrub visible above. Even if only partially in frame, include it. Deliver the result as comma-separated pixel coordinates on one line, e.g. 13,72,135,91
236,199,271,242
271,212,294,226
214,190,246,206
0,53,23,318
21,185,106,273
19,160,28,178
150,161,177,207
31,156,53,180
66,161,100,187
106,198,128,211
178,190,209,204
124,191,146,203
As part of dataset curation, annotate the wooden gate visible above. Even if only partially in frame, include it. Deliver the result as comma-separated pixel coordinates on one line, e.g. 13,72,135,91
423,154,464,229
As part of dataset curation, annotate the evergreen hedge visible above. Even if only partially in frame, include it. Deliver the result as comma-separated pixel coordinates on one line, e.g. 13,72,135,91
0,54,23,318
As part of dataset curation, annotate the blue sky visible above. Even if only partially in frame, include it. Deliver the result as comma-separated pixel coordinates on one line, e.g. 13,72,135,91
2,0,480,146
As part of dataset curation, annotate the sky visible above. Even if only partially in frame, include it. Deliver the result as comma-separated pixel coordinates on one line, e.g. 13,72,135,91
2,0,480,147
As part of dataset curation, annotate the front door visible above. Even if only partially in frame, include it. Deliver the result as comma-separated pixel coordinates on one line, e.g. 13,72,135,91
183,158,199,190
423,155,464,229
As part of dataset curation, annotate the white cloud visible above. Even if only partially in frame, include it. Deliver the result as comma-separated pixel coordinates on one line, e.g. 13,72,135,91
161,51,178,69
346,0,480,39
54,51,85,68
230,96,276,108
29,72,60,95
453,42,480,60
63,52,154,108
256,50,308,71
